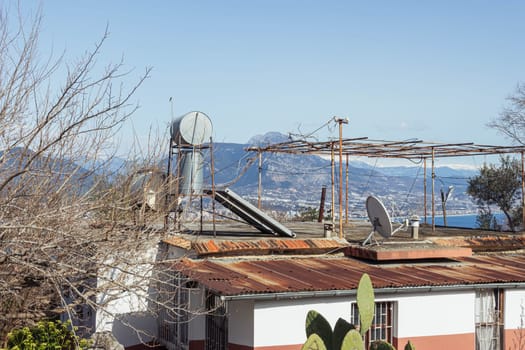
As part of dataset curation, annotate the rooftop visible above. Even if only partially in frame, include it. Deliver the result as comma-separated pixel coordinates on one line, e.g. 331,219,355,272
163,219,525,297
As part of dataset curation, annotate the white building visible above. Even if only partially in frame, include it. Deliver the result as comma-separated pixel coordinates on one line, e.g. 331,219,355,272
146,229,525,350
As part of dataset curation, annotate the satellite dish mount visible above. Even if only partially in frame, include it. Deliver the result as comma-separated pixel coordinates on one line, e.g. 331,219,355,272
363,196,408,246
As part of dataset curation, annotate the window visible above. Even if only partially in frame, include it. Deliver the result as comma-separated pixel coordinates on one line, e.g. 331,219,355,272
351,301,395,348
206,292,228,350
475,289,504,350
158,273,191,350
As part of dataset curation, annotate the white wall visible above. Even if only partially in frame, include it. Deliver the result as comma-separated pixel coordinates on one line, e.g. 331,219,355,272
189,287,206,341
250,290,477,347
96,243,159,345
229,299,255,346
505,289,525,329
393,290,475,338
253,297,351,347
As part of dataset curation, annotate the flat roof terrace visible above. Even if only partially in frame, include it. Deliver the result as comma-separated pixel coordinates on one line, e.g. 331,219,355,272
164,220,525,261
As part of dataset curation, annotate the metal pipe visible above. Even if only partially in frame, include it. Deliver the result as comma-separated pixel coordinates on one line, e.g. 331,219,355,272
164,137,173,230
220,283,525,301
338,119,345,238
431,147,435,231
258,151,262,209
200,194,203,234
521,151,525,231
176,143,181,231
331,143,335,227
210,137,216,237
345,153,349,224
318,186,326,223
423,158,427,224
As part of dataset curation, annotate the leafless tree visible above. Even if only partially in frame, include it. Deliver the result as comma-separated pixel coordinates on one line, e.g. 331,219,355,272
0,5,201,345
489,83,525,145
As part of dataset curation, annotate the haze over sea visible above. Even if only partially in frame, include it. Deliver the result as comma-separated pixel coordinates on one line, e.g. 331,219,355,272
423,213,505,229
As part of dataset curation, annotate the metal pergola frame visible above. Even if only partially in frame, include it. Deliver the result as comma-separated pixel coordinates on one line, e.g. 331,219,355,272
246,137,525,236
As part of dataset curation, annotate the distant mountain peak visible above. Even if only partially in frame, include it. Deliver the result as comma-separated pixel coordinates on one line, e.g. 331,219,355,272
247,131,290,146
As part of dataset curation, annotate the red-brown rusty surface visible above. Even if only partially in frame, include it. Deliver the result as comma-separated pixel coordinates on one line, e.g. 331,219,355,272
431,235,525,252
191,238,348,257
172,254,525,296
163,236,193,250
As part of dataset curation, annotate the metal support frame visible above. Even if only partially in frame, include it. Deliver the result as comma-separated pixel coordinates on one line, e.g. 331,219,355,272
245,135,525,233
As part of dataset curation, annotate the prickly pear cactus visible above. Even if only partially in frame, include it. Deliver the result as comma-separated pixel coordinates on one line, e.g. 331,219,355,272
341,329,365,350
356,273,375,336
305,310,333,350
333,317,356,350
404,340,415,350
369,340,396,350
302,333,328,350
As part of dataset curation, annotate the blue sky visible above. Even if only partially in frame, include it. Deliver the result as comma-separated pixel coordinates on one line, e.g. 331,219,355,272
22,1,525,155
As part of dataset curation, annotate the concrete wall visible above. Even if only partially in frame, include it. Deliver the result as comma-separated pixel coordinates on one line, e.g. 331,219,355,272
221,290,479,349
504,288,525,350
96,243,159,347
394,290,475,337
253,297,351,348
189,287,206,342
392,290,475,350
230,300,255,347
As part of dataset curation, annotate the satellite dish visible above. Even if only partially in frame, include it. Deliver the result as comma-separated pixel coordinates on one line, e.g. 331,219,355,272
363,195,407,246
366,196,392,238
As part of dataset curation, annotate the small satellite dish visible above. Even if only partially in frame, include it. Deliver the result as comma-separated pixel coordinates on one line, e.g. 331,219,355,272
366,196,392,238
363,195,407,245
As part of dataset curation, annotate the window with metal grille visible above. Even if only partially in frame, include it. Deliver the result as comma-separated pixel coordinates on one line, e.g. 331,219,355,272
206,292,228,350
351,301,394,347
475,289,504,350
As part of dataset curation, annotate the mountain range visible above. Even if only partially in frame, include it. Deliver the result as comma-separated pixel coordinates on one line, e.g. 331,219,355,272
11,131,477,217
201,132,479,216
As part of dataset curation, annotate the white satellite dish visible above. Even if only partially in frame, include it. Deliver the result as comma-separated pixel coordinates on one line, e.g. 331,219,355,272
363,195,408,245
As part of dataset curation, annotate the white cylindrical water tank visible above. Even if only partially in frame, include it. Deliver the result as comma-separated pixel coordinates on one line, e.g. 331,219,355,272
170,111,213,146
178,150,204,195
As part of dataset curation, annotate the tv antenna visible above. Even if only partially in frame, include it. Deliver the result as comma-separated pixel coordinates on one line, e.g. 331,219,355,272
363,195,409,246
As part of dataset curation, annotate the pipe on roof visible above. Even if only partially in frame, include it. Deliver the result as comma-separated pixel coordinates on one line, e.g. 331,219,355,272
220,283,525,301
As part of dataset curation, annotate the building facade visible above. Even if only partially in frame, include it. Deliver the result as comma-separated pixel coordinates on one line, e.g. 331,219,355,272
154,236,525,350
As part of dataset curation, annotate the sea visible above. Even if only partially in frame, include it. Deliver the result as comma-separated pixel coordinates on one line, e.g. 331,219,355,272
420,213,506,229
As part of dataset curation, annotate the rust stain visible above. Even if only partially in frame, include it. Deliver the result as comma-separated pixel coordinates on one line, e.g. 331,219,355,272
191,238,348,257
172,254,525,297
162,236,192,250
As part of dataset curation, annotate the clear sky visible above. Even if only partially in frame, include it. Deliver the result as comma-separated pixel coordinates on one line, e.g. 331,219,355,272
20,1,525,154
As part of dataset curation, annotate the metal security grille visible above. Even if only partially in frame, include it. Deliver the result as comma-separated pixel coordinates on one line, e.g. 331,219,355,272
351,301,394,347
206,292,228,350
475,289,503,350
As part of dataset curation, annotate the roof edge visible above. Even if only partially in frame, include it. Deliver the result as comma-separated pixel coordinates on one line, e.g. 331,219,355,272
220,282,525,301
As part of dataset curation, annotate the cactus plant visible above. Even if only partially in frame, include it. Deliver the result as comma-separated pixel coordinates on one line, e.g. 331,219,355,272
333,318,356,350
306,309,333,349
302,333,328,350
341,329,365,350
357,273,375,336
369,340,396,350
404,340,415,350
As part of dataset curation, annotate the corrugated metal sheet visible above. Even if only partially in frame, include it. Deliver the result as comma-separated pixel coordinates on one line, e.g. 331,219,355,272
171,254,525,297
191,238,348,257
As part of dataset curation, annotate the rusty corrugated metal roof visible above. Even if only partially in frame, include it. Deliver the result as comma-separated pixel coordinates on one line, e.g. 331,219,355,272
172,254,525,297
191,238,349,257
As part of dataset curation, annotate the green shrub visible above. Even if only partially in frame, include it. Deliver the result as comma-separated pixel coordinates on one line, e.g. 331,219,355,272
6,320,90,350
